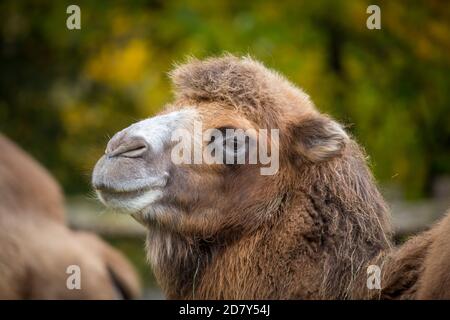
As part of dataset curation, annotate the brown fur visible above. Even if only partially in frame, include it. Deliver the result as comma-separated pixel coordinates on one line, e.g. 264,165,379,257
415,212,450,299
361,212,450,300
0,134,141,299
0,134,65,222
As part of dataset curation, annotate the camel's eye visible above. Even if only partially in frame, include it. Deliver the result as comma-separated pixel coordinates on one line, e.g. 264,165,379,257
207,127,234,145
204,126,250,165
216,127,243,153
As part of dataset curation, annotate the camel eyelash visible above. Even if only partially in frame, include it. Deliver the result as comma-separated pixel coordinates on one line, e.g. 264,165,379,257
207,126,238,144
217,126,238,134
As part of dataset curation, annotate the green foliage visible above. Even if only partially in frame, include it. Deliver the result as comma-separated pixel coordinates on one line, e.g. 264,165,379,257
1,0,449,198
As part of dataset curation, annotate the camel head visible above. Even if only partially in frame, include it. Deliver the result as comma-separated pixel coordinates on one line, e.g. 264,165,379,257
92,55,351,239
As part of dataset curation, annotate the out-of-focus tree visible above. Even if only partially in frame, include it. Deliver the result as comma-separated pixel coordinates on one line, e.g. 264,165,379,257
0,0,449,198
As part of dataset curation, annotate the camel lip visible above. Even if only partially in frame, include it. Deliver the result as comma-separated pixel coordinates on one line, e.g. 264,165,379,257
94,184,152,195
93,175,168,195
95,185,165,213
95,185,162,205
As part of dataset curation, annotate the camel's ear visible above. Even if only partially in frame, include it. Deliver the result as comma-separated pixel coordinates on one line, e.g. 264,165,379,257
293,116,349,163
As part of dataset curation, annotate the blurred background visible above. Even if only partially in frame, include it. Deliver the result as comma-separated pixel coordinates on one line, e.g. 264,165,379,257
1,0,449,297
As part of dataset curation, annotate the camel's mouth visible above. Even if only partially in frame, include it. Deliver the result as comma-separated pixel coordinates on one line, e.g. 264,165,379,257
96,185,151,199
95,185,164,213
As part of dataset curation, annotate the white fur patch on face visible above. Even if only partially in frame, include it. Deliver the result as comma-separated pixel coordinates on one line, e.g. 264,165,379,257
124,108,199,154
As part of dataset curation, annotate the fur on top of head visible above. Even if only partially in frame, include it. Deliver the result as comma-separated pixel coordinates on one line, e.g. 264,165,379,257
170,54,317,117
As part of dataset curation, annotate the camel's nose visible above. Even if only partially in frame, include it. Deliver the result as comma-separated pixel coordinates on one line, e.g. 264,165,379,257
106,135,149,159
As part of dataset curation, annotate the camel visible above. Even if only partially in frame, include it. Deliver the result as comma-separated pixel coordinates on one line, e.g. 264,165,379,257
0,134,141,299
92,55,450,299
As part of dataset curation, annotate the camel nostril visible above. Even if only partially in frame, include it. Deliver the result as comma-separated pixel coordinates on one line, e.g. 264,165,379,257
108,138,149,158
